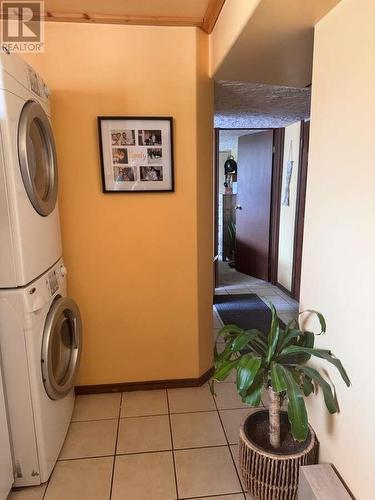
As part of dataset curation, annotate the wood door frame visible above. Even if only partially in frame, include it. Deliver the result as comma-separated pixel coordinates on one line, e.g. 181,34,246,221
213,124,309,299
269,128,285,285
213,128,220,286
214,127,277,288
270,121,310,300
291,120,310,300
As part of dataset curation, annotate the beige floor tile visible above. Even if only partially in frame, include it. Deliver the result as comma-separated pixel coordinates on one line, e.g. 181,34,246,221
174,446,241,498
230,444,240,472
220,409,257,445
7,484,47,500
59,419,117,459
44,457,113,500
216,343,226,355
121,389,167,417
171,411,226,449
111,452,176,500
230,444,251,494
117,415,171,454
223,369,237,382
213,328,225,344
214,383,249,410
227,287,250,295
168,384,216,413
213,315,223,328
72,393,121,421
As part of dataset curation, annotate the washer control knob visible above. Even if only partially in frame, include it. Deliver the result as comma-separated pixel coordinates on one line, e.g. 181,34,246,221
60,265,68,277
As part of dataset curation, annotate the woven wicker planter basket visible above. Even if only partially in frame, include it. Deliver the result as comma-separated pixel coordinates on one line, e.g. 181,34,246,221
239,411,319,500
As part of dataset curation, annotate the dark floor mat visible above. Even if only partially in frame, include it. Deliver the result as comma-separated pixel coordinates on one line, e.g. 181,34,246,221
214,294,272,333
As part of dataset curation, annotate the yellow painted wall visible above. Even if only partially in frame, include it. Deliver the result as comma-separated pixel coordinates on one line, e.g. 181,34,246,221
196,29,214,374
23,23,213,385
300,1,375,497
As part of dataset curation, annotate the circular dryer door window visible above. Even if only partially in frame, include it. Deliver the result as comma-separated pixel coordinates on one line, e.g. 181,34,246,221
42,297,82,400
18,100,58,216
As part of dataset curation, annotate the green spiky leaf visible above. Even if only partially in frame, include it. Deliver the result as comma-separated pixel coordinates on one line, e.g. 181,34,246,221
279,346,350,387
266,304,280,363
236,354,262,396
290,365,338,413
241,369,265,406
213,358,239,381
272,364,309,441
299,310,326,334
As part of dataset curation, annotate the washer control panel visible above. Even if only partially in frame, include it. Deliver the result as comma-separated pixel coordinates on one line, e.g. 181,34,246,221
27,65,50,99
47,269,59,296
26,260,66,313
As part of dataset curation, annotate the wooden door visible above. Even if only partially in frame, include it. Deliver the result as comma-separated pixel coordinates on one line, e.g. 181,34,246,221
235,131,274,280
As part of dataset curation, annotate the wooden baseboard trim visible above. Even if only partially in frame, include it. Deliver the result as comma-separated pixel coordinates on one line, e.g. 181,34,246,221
75,366,214,395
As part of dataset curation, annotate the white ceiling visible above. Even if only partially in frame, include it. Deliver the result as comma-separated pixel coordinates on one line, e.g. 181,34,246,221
215,80,311,128
219,129,263,152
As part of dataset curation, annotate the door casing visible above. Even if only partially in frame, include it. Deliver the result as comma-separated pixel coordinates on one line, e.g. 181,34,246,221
214,124,309,301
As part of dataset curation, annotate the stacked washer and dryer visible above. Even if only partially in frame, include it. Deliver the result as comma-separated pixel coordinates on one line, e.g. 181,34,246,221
0,51,83,488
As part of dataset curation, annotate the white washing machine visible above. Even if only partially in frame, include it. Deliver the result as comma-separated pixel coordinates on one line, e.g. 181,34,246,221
0,258,82,487
0,50,62,288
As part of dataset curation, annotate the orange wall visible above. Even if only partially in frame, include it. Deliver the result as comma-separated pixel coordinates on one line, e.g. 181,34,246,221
196,30,214,374
23,23,213,385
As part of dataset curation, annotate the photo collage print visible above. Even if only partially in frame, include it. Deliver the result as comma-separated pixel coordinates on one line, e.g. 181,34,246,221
111,129,163,183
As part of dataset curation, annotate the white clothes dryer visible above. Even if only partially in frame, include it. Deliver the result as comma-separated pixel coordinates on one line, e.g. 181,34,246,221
0,259,82,486
0,50,62,287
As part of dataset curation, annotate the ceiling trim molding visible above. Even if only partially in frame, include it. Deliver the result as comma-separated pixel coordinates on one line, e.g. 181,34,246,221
42,11,203,27
201,0,226,33
0,2,226,31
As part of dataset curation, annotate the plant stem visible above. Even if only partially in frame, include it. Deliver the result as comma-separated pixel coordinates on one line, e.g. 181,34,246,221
269,387,281,449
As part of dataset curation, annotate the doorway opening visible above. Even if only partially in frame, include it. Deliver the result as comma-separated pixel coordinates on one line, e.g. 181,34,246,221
214,122,309,326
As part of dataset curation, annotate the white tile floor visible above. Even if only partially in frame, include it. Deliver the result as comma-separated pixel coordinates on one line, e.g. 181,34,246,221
8,380,255,499
7,264,297,500
215,262,299,325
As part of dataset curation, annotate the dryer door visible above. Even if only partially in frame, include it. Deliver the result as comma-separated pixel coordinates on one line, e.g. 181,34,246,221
41,297,82,400
18,100,58,216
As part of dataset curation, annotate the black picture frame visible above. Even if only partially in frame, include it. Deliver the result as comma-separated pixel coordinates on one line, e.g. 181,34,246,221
97,116,174,193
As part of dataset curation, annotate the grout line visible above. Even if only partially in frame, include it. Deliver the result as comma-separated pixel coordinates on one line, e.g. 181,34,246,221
70,416,121,423
120,412,169,419
57,454,116,462
115,443,231,457
55,442,251,461
69,406,254,423
109,393,122,500
212,389,246,497
166,389,180,500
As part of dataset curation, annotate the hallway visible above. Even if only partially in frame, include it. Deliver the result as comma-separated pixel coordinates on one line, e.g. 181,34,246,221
215,262,299,326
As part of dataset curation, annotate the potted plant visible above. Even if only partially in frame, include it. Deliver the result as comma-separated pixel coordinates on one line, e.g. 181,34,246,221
212,304,350,500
